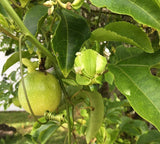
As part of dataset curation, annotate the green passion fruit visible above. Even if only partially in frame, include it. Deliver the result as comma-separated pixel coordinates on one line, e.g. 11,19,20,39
12,96,21,108
18,71,62,116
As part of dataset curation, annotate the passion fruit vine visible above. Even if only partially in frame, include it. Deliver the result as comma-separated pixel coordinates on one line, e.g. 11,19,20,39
18,59,62,116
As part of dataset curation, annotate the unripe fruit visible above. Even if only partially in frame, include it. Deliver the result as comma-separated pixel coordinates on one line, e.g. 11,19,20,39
12,96,21,107
18,71,62,116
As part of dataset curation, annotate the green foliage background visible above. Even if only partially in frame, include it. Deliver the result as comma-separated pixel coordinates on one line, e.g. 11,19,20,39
0,0,160,143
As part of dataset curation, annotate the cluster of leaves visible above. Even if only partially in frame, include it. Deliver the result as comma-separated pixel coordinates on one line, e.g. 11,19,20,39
95,97,160,143
0,0,160,143
6,94,159,144
0,70,19,109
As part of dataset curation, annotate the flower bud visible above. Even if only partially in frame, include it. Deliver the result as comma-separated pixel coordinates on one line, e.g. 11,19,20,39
43,0,54,7
74,49,107,85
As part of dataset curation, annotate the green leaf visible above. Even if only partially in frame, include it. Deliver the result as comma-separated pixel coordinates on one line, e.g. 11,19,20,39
31,121,59,144
32,117,46,129
2,51,31,74
105,128,119,144
23,5,48,35
109,45,143,64
104,71,114,85
86,91,104,143
91,22,153,53
120,117,148,136
39,124,59,143
76,74,91,85
155,0,160,7
25,40,35,54
8,71,16,81
137,130,160,144
62,78,78,86
108,51,160,131
52,9,91,77
0,13,9,28
90,0,160,30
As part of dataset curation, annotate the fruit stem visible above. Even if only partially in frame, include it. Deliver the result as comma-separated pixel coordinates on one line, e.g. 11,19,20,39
22,58,37,73
58,80,72,144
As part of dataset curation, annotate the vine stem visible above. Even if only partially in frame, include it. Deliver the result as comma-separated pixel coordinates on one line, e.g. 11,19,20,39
59,82,72,144
0,0,72,143
0,25,19,41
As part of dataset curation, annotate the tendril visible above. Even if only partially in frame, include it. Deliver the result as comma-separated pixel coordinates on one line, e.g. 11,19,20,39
19,35,48,125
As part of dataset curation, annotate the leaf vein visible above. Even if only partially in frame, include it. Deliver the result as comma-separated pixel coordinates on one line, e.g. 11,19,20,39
116,65,160,113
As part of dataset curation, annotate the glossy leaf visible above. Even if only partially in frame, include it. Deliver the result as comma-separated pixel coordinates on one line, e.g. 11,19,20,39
108,51,160,130
23,5,48,35
31,121,59,144
52,9,91,77
91,22,153,53
90,0,160,30
2,51,31,74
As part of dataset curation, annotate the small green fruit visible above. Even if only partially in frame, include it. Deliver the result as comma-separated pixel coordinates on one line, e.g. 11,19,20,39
18,71,62,116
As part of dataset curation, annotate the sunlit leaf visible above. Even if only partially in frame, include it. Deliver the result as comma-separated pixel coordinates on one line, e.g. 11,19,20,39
90,0,160,30
2,51,31,74
31,121,59,144
91,22,153,53
109,50,160,130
